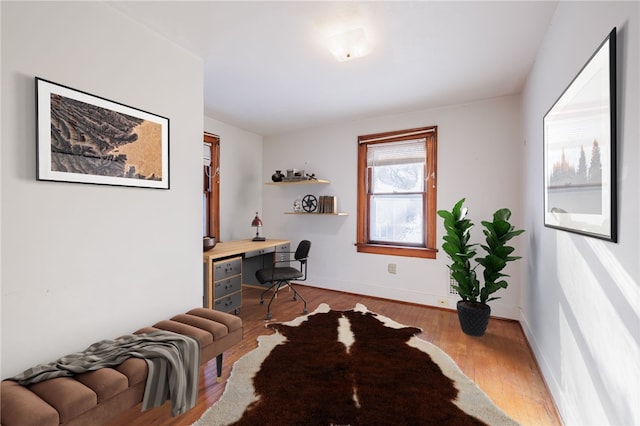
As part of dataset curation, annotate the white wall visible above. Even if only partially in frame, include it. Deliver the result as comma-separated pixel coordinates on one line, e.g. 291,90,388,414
521,2,639,424
263,95,525,319
1,2,203,378
203,117,263,242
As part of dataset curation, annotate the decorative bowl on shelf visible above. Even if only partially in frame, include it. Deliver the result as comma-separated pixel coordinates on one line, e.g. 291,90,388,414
203,236,217,251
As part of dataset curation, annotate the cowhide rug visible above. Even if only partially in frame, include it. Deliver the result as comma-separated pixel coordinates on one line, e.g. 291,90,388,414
194,304,519,426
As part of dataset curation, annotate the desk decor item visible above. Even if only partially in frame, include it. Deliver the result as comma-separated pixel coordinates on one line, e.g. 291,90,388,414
285,169,305,181
543,28,617,241
293,196,303,212
301,194,317,212
36,78,170,189
194,304,518,426
318,195,338,213
203,236,217,251
251,212,266,241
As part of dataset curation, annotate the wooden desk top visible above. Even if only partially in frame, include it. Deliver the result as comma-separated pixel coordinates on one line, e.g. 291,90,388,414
203,238,290,262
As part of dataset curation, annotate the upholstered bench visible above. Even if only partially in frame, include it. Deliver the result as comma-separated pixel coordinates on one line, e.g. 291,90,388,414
0,308,243,426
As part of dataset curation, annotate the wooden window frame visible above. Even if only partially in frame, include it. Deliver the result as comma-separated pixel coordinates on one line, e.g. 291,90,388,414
204,133,220,239
356,126,438,259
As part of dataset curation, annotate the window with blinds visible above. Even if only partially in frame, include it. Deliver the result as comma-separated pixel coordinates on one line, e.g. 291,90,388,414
357,127,438,258
368,139,426,244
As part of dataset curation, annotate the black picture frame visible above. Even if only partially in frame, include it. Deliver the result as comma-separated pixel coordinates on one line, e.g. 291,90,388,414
543,28,617,242
36,78,170,189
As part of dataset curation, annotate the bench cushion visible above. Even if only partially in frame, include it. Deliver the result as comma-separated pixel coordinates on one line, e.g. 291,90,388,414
0,380,59,426
75,368,128,403
30,377,97,423
115,357,148,388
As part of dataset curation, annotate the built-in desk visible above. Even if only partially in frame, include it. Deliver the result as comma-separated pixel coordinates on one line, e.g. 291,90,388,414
202,239,290,312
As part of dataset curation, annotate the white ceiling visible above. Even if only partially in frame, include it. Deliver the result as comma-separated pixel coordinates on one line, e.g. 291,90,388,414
110,1,558,136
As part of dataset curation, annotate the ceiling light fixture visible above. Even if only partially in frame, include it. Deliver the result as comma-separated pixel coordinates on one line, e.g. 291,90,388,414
326,27,372,62
316,7,373,62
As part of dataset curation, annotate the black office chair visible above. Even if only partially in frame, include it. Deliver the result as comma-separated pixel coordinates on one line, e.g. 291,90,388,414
255,240,311,320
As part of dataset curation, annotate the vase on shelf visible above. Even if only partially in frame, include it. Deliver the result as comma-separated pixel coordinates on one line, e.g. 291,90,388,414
271,170,284,182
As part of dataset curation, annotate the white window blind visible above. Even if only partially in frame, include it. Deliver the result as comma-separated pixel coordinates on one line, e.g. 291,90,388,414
366,139,426,167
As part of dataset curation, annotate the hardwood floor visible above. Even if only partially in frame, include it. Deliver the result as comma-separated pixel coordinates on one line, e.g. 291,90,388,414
110,285,562,426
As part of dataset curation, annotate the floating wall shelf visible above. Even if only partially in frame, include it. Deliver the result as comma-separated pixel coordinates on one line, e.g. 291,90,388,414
284,212,348,216
265,179,330,186
268,178,348,215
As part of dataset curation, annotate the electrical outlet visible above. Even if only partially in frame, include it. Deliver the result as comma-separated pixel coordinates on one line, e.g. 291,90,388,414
387,263,397,274
437,298,448,307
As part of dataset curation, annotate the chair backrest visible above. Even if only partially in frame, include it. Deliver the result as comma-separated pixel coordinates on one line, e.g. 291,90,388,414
294,240,311,261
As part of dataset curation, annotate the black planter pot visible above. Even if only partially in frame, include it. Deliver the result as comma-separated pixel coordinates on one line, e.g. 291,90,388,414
456,301,491,336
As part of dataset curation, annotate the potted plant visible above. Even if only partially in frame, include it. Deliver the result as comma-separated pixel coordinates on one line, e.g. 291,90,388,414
437,198,525,336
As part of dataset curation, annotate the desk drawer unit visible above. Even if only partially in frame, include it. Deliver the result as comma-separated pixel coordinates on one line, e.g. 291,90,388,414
202,240,291,311
208,256,242,313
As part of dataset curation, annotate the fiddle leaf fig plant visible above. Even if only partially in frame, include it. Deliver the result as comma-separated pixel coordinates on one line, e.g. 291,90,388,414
437,198,525,305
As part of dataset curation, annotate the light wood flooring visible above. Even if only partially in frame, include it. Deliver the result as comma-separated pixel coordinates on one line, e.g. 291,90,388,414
110,285,562,426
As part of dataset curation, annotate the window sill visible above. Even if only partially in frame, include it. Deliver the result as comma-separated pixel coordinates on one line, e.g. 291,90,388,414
355,243,437,259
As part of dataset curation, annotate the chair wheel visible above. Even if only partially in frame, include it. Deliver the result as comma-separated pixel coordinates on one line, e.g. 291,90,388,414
266,312,272,320
260,300,264,305
303,308,308,314
293,296,297,301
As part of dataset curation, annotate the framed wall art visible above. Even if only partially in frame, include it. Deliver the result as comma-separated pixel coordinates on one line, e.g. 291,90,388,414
36,78,170,189
543,28,617,242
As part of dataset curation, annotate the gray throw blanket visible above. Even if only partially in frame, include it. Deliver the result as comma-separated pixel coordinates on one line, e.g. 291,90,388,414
11,330,200,417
